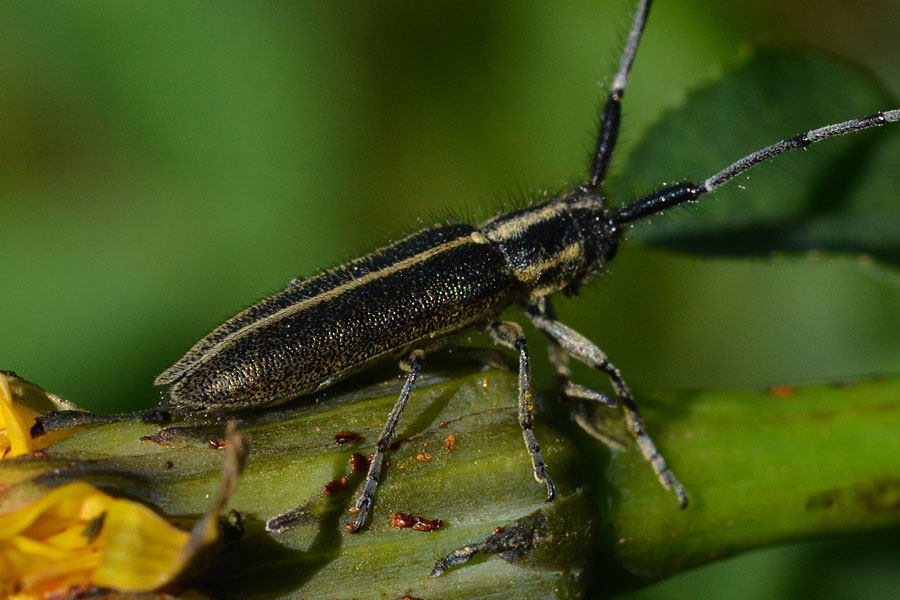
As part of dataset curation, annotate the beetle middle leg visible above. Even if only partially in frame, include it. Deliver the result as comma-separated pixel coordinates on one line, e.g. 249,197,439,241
351,349,425,532
526,298,688,508
486,320,556,502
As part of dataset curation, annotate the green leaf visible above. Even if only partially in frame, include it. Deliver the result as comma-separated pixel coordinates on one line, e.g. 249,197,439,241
610,49,900,265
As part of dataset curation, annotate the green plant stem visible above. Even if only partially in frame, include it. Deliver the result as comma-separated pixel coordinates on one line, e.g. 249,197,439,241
2,370,898,599
588,378,900,594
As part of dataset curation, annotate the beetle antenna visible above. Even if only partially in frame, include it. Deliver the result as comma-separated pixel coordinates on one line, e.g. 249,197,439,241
589,0,653,188
613,109,900,225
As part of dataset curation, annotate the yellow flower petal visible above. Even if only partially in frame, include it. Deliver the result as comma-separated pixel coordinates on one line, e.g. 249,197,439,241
0,375,41,458
0,391,247,598
0,482,105,597
0,481,201,597
0,373,77,460
92,497,192,591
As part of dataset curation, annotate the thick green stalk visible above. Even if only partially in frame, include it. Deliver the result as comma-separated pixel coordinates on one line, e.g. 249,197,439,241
2,370,898,599
585,378,900,594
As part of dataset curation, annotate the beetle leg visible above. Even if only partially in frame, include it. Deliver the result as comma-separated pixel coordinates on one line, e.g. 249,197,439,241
31,408,171,437
351,349,425,533
535,298,627,451
487,320,556,502
526,299,688,508
430,515,541,578
540,298,618,409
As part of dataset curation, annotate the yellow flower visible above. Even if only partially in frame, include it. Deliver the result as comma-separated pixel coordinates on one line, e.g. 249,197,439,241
0,368,248,599
0,480,206,598
0,372,77,459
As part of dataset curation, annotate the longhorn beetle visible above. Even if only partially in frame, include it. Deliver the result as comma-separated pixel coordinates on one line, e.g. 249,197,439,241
148,0,900,534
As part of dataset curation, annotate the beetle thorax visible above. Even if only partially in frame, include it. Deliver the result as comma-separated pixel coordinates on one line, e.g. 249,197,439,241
478,189,620,299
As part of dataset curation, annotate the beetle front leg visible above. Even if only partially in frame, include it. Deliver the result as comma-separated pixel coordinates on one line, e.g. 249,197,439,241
350,349,425,533
537,298,628,451
526,299,688,508
540,299,618,410
487,320,556,502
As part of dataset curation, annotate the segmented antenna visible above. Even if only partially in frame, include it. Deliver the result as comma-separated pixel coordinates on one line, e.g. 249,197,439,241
614,109,900,225
589,0,653,188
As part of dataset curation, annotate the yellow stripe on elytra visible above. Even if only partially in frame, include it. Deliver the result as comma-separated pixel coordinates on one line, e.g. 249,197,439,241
199,234,479,364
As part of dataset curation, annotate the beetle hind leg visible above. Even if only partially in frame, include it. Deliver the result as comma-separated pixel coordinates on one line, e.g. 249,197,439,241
350,349,425,533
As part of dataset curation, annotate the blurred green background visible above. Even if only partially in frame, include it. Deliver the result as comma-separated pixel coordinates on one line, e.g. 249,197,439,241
1,1,898,598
